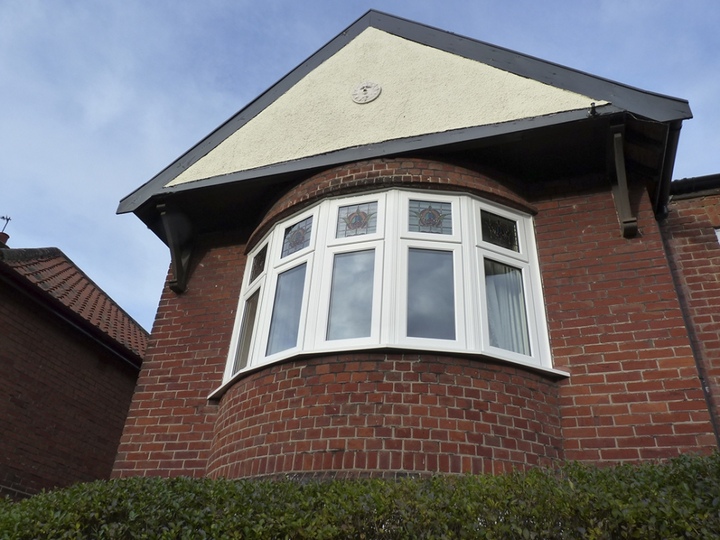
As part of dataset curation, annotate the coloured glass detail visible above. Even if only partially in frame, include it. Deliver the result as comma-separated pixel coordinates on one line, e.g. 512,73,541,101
481,211,519,252
250,245,267,282
281,217,313,257
409,200,452,234
336,202,378,238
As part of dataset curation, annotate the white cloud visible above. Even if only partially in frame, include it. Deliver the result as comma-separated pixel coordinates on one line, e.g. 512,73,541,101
1,0,718,331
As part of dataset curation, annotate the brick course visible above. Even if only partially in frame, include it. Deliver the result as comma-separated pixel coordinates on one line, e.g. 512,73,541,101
208,354,562,478
113,234,248,478
532,174,715,461
113,158,717,480
661,191,720,438
0,284,137,498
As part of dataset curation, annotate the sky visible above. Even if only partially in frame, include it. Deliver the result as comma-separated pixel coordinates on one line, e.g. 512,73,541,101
2,1,718,332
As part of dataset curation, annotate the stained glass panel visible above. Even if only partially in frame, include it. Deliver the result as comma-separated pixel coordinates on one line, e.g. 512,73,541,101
481,211,518,252
336,202,378,238
249,245,267,282
281,216,313,257
408,200,452,235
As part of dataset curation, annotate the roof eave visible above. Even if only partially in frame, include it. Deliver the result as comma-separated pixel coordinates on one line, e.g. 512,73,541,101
118,9,692,217
0,263,144,369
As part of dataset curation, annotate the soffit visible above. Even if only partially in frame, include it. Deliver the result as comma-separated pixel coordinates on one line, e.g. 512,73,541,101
118,10,692,232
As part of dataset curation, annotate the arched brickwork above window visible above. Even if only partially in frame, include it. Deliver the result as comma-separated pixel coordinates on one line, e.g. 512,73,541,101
249,158,535,251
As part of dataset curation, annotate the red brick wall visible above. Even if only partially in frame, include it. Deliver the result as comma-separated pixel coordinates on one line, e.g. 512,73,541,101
113,234,247,478
208,354,562,479
661,191,720,436
0,283,138,499
532,174,716,461
113,158,716,480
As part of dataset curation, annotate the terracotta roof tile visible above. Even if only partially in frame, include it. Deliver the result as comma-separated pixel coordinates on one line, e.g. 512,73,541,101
0,247,148,361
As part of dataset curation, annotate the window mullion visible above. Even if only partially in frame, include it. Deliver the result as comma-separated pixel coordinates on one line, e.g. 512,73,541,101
223,188,552,386
381,191,400,346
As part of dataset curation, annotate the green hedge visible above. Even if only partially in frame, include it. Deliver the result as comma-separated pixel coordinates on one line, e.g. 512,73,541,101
1,453,719,539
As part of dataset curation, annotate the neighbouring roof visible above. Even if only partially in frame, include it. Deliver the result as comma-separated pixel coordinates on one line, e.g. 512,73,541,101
119,9,692,242
0,247,148,365
670,173,720,199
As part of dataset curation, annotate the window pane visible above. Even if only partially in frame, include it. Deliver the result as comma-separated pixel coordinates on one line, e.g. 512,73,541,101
407,248,455,339
484,259,530,355
409,200,452,235
326,250,375,340
336,202,378,238
249,245,267,282
233,289,260,373
266,263,307,355
281,216,313,258
481,210,519,252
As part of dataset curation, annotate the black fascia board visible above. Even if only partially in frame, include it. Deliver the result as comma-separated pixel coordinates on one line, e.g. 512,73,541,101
366,10,691,123
146,107,615,200
118,9,691,216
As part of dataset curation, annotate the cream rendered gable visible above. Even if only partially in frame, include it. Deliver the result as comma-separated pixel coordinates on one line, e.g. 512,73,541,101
167,27,606,187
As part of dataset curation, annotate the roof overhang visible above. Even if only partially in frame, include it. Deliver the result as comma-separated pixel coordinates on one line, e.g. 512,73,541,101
119,10,691,248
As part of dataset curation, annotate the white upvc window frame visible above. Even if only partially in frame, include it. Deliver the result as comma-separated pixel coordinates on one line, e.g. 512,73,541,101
312,239,385,351
395,238,468,351
218,188,558,395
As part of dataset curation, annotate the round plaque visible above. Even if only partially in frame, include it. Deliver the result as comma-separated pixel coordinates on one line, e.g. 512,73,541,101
351,81,382,104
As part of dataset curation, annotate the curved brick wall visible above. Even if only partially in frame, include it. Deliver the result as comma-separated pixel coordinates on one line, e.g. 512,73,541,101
208,354,562,479
115,157,716,481
207,157,559,479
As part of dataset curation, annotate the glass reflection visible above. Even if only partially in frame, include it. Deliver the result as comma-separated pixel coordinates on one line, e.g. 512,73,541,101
327,250,375,340
233,289,259,373
407,248,455,339
266,263,307,355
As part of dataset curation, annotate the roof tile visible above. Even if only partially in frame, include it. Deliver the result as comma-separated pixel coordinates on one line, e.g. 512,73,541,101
0,247,148,361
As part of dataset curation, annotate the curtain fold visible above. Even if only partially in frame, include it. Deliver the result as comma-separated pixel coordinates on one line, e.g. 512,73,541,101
485,259,530,355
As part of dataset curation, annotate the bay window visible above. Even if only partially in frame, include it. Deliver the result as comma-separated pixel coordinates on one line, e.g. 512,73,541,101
223,188,552,385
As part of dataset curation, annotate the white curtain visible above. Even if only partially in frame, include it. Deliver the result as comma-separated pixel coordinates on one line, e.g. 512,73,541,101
485,259,530,355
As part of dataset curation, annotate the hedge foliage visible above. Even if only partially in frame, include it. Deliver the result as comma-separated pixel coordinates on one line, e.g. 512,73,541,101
1,453,719,539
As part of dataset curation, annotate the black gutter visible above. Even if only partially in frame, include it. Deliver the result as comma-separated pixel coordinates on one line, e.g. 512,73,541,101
670,172,720,198
654,121,683,218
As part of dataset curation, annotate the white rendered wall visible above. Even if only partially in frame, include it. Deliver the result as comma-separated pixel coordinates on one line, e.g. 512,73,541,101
167,28,604,187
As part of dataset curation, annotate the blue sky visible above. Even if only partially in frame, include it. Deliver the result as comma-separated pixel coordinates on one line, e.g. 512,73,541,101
2,1,718,331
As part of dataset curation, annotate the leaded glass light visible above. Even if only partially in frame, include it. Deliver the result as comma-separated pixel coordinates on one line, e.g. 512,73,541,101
336,202,378,238
249,245,267,282
481,210,518,252
281,216,313,257
409,200,452,235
